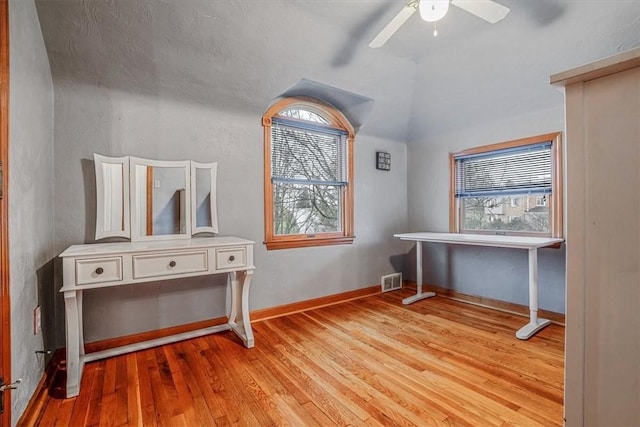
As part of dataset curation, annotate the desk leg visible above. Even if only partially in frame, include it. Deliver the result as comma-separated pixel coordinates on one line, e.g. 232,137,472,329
403,241,436,305
228,270,255,348
516,248,551,340
64,290,84,397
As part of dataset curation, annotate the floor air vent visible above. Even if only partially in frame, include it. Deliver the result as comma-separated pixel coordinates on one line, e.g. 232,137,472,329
381,273,402,292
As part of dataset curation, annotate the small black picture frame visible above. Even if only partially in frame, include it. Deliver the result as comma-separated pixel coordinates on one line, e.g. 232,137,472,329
376,151,391,171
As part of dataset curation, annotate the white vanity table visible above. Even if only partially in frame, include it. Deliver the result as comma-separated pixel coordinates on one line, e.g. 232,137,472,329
59,236,255,398
60,155,256,398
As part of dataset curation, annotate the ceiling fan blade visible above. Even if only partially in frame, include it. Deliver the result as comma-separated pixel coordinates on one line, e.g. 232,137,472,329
451,0,510,23
369,5,417,48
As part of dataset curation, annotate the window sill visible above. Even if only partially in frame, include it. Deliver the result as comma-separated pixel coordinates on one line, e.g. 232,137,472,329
265,236,355,250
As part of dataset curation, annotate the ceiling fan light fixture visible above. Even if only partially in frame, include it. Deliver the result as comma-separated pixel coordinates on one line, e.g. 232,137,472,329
419,0,450,23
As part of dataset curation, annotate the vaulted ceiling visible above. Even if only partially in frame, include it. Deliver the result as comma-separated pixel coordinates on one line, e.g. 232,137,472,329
35,0,640,143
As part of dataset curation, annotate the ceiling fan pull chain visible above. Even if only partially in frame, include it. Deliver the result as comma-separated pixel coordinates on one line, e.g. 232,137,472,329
434,21,438,36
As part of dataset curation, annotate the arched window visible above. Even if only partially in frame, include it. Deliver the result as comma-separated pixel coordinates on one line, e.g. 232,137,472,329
262,97,355,250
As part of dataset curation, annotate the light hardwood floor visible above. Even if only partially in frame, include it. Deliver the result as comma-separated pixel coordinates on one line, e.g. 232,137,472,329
31,289,564,426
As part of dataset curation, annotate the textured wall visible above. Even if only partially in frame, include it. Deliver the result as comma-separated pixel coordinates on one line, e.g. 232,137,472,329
406,1,640,141
8,0,55,423
34,0,419,143
405,106,567,313
52,84,409,344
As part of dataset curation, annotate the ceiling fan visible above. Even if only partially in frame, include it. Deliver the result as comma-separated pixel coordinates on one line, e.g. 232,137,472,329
369,0,510,48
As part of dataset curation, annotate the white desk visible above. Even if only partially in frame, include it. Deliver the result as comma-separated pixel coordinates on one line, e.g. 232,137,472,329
394,232,563,340
59,236,255,397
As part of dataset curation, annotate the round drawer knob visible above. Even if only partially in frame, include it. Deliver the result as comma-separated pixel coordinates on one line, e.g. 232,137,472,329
95,267,104,275
169,261,176,267
229,255,235,262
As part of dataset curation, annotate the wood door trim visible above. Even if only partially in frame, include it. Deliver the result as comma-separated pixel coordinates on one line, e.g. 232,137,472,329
0,0,11,424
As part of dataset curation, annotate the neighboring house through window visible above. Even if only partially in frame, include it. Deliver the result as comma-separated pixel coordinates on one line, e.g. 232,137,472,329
449,132,563,237
263,97,355,249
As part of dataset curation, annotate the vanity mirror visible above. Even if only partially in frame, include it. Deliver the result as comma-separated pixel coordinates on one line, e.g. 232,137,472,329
130,157,191,241
94,154,130,240
94,154,218,241
191,161,219,235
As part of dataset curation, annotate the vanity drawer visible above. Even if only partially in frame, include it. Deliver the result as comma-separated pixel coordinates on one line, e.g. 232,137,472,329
133,251,208,279
76,257,123,285
215,247,247,270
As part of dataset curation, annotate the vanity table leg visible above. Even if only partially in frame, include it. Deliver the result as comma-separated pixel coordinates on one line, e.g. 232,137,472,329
516,248,551,340
64,290,84,397
228,270,255,348
77,290,85,357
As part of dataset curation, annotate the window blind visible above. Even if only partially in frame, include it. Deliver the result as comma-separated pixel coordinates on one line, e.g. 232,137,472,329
455,142,552,198
271,117,348,186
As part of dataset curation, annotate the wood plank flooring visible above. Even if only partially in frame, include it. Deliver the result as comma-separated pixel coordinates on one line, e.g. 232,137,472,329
30,290,564,426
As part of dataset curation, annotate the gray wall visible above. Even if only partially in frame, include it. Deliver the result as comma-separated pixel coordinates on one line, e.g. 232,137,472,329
405,106,566,313
52,84,409,344
8,0,55,423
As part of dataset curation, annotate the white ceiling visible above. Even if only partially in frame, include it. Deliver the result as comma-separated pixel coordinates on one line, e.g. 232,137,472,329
35,0,640,143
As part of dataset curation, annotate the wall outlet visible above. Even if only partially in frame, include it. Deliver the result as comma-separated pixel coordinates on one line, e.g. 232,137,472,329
33,306,41,335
